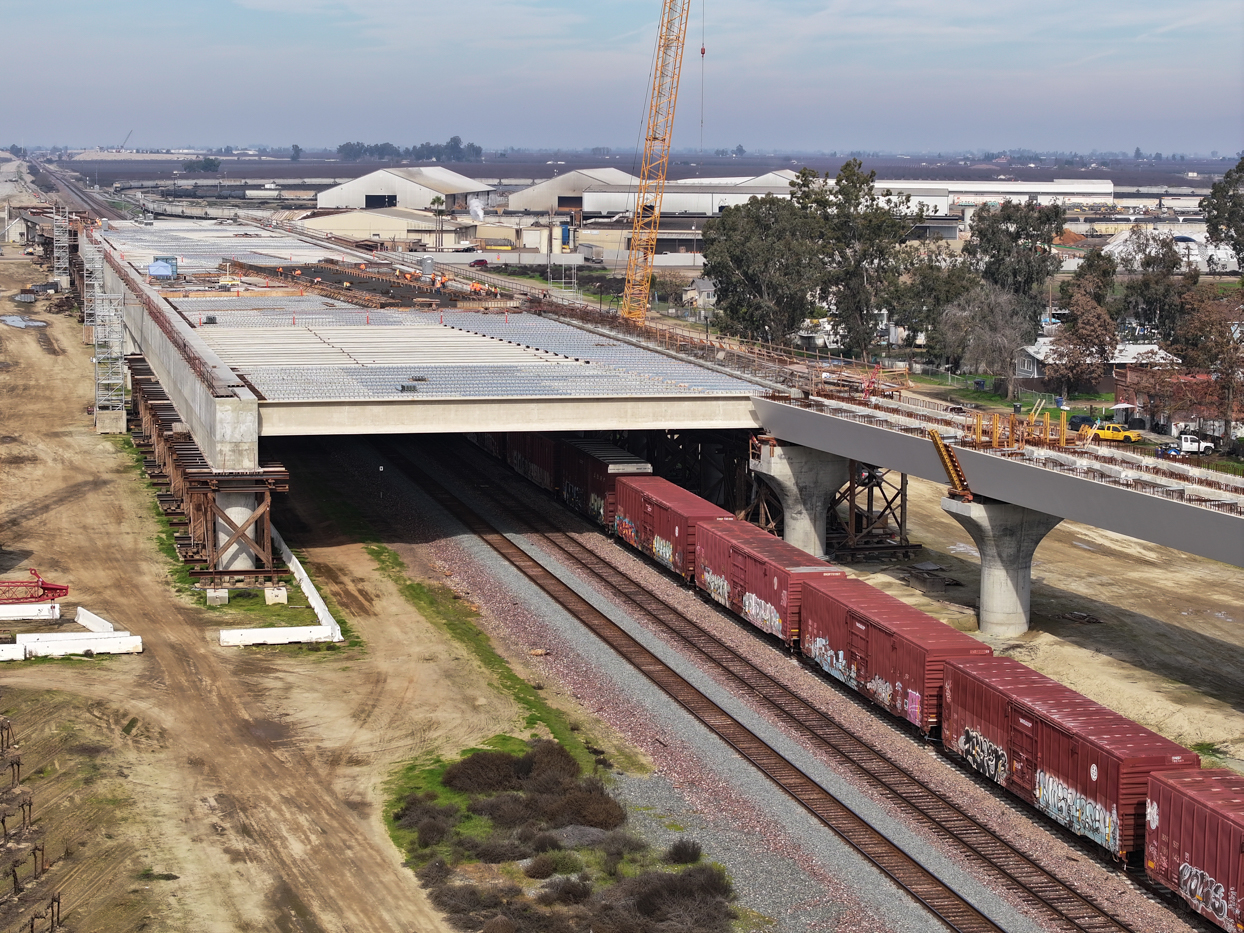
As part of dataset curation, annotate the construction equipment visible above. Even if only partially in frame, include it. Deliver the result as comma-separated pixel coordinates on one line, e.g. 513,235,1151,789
0,570,69,605
619,0,692,322
927,429,973,502
861,361,884,400
117,130,133,152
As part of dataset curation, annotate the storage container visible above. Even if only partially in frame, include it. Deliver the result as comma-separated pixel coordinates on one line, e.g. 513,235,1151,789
800,577,992,734
506,432,559,493
614,476,734,581
1146,769,1242,932
943,657,1198,858
695,520,842,644
559,439,652,526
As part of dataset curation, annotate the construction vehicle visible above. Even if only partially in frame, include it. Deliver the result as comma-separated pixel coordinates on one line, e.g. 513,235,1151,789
928,429,973,502
861,362,884,400
619,0,692,322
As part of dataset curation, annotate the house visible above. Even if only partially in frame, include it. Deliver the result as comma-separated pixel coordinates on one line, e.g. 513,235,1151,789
681,278,716,310
1014,338,1178,395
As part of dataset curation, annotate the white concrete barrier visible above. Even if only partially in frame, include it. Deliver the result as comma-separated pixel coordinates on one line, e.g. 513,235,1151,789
74,607,115,632
21,635,142,658
0,646,24,662
0,603,60,621
218,526,344,648
219,625,336,647
16,631,131,643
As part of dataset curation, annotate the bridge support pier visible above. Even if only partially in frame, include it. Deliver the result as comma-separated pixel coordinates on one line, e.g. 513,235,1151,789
750,438,848,558
941,497,1061,637
216,492,260,572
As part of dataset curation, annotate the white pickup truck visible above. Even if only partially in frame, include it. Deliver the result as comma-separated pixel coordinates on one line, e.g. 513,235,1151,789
1161,435,1216,455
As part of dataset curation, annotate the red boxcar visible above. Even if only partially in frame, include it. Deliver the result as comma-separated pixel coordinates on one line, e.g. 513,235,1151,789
943,657,1199,859
695,520,842,645
1146,769,1243,932
506,433,559,493
466,432,506,460
614,476,734,582
800,577,992,735
559,439,652,527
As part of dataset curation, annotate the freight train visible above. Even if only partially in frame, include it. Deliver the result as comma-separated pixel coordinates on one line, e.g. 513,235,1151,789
464,431,1237,931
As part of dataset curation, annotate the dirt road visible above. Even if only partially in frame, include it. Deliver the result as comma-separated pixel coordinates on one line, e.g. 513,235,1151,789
0,260,514,931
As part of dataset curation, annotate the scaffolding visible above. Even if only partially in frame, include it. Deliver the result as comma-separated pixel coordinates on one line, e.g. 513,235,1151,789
52,204,70,283
80,240,104,330
94,293,126,414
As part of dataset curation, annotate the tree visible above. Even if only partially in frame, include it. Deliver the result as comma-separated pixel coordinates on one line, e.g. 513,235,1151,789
1127,350,1187,431
1043,286,1117,396
888,246,980,354
964,200,1065,303
702,195,819,340
940,284,1036,398
1174,287,1244,441
733,145,746,157
792,160,920,360
1202,156,1244,278
1059,246,1117,310
290,144,302,162
1117,228,1190,340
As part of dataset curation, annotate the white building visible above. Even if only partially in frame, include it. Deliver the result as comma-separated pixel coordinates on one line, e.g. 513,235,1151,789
298,207,475,249
508,168,639,214
316,167,494,212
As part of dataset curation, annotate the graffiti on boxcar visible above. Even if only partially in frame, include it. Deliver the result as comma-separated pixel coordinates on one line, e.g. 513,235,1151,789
958,727,1008,785
807,638,858,688
1034,769,1121,854
742,592,783,637
652,535,673,567
563,481,586,515
589,492,606,523
905,689,921,725
1146,798,1159,831
615,516,638,548
701,567,729,607
867,675,894,709
1178,862,1230,923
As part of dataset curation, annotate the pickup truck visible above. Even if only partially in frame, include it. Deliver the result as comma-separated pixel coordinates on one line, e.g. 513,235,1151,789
1158,435,1215,456
1090,423,1143,443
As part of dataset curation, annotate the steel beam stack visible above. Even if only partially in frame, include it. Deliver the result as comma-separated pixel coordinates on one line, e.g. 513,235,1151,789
93,293,126,414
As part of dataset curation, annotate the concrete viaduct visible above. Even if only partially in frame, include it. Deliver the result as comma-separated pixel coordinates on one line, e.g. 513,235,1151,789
92,219,1244,637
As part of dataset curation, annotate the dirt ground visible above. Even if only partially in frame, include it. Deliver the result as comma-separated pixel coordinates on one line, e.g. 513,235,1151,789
0,257,529,931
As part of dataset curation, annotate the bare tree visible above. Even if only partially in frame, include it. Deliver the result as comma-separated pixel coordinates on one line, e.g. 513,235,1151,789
1044,286,1117,396
940,284,1037,399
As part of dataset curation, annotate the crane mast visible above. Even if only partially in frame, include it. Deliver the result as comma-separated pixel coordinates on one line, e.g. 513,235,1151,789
620,0,692,322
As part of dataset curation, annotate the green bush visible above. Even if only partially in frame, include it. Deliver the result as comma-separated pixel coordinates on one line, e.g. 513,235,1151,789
524,853,556,879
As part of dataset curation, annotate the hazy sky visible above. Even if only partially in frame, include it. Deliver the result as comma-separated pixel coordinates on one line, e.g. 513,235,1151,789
5,0,1241,155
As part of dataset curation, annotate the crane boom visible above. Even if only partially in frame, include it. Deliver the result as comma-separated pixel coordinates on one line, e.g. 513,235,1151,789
620,0,692,322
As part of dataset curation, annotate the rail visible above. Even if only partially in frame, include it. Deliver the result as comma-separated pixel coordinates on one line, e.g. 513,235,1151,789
379,436,1147,933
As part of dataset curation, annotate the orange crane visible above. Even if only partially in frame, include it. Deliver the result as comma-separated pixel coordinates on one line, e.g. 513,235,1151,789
620,0,693,322
927,429,974,502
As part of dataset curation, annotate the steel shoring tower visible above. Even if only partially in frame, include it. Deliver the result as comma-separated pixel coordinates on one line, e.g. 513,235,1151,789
80,240,103,330
620,0,692,322
94,293,126,415
52,204,70,283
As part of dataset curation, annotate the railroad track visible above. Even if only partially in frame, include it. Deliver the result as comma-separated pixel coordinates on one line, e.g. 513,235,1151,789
37,164,125,221
375,437,1145,933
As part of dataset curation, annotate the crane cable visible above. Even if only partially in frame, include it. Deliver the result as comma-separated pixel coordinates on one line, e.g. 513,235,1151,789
699,0,705,155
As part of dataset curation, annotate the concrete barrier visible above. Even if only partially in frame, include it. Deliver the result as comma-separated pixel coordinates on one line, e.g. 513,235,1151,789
21,635,142,658
16,631,131,643
219,625,335,647
0,603,60,621
218,526,343,647
0,646,24,662
74,607,115,632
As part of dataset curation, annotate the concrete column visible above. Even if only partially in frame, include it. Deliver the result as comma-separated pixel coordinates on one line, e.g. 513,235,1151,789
216,491,258,571
750,440,849,559
941,497,1062,637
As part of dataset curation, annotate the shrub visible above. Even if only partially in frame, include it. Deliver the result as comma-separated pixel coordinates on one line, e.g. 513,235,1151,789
626,864,734,925
473,839,533,864
547,785,626,830
600,831,647,857
429,883,503,915
547,850,584,875
443,750,521,793
417,817,452,848
470,792,543,828
530,832,562,853
602,851,622,876
416,857,453,886
663,838,702,865
536,877,592,906
482,918,517,933
394,793,459,833
524,853,556,879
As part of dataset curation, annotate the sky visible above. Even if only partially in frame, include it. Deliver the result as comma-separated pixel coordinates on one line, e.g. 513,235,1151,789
3,0,1241,156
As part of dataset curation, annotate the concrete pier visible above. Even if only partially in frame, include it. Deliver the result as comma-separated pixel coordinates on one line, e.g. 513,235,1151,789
942,497,1062,637
216,491,259,571
750,439,849,558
